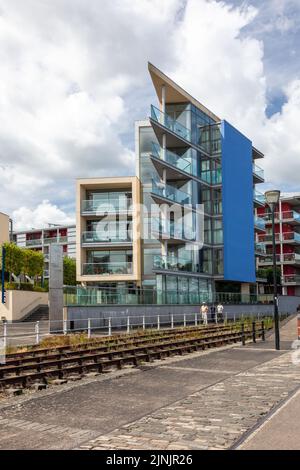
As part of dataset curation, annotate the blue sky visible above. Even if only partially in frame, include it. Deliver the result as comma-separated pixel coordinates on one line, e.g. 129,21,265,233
0,0,299,229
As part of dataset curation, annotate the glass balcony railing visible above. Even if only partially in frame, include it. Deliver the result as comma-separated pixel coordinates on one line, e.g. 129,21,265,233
152,218,195,241
82,262,133,276
254,216,265,231
151,142,192,174
153,254,198,273
254,190,265,205
26,239,42,246
82,199,132,214
152,179,192,205
82,231,132,244
253,163,264,180
255,242,266,255
151,105,191,142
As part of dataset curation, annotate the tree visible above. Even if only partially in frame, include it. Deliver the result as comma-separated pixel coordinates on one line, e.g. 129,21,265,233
1,242,24,276
22,249,44,278
257,267,281,285
1,242,44,280
63,257,76,286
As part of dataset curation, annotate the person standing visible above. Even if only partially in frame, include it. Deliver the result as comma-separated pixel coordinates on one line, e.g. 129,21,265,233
217,303,224,322
201,302,208,325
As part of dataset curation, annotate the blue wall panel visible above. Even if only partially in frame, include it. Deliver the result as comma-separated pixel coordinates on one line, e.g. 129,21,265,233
221,120,255,283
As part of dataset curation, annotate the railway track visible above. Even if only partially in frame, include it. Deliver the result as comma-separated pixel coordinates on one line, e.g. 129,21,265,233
0,321,269,391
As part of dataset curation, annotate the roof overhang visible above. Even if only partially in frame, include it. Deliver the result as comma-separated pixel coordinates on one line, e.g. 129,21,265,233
148,62,220,123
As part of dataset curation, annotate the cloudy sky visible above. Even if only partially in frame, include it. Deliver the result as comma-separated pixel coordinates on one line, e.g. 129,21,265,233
0,0,299,230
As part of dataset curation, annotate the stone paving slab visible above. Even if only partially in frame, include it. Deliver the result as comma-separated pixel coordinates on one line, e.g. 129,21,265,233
81,351,300,450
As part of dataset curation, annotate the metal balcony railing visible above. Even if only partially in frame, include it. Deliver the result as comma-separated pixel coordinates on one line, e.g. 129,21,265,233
82,199,132,214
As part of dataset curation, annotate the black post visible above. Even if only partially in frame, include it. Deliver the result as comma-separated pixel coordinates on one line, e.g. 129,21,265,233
261,320,265,341
271,207,280,350
241,323,245,346
252,321,256,343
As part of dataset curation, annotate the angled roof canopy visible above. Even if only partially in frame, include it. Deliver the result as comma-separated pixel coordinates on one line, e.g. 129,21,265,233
148,62,220,123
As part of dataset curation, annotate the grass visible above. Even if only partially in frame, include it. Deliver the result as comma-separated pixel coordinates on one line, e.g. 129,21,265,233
3,317,275,355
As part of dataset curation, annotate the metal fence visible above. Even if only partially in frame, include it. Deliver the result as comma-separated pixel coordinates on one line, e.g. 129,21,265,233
0,311,276,349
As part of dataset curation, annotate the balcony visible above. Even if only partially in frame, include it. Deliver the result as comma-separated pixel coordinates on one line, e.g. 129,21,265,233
255,242,266,255
82,262,133,276
258,253,300,265
82,230,132,245
263,210,300,225
26,239,42,247
253,163,264,182
152,218,195,242
43,236,68,244
151,142,192,175
151,105,191,143
81,198,132,215
258,232,300,244
254,190,265,206
151,179,192,206
153,254,198,273
282,275,300,285
254,216,265,231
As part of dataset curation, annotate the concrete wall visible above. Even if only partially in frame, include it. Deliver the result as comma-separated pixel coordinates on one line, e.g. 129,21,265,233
0,290,48,322
66,295,300,329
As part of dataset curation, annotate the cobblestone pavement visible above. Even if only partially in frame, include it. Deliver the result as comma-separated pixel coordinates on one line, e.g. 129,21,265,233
81,352,300,450
0,317,298,450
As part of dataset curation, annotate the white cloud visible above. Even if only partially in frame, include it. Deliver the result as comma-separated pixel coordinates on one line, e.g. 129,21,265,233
12,200,75,231
0,0,300,228
0,0,182,222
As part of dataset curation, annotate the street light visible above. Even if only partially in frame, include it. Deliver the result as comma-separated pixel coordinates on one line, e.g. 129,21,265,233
265,189,281,350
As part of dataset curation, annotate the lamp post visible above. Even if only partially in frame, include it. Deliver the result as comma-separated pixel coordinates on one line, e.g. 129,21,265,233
265,190,281,350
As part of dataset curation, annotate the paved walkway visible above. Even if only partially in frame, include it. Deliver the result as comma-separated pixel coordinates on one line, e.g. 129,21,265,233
0,317,298,450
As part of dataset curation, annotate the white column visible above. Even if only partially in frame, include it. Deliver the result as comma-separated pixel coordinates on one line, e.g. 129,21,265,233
162,133,166,161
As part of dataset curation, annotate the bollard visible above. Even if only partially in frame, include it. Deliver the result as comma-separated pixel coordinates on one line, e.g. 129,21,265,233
127,316,130,334
87,318,91,339
215,311,218,324
3,322,7,351
261,320,265,341
108,317,112,337
252,321,256,343
157,315,160,331
171,314,174,329
183,314,186,328
35,321,40,345
63,319,67,336
234,313,236,323
241,323,245,346
225,313,228,325
195,313,197,326
142,315,145,330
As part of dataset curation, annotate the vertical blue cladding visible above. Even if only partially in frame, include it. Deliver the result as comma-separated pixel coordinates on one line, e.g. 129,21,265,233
221,120,255,283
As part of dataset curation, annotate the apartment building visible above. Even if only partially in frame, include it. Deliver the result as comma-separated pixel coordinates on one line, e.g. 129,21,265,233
76,63,265,303
257,193,300,296
14,224,76,278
